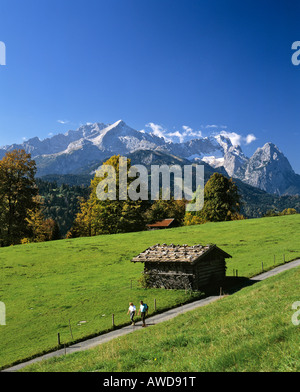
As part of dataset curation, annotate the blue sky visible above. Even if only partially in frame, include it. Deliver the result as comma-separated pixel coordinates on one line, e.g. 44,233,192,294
0,0,300,172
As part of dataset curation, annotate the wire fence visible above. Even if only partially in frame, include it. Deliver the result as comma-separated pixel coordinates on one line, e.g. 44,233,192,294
231,252,290,277
56,253,294,348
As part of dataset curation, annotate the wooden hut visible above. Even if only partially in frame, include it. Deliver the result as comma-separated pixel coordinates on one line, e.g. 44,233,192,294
146,218,178,230
131,243,232,290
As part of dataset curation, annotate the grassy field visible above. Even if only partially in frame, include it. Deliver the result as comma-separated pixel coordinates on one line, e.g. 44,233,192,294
22,267,300,372
1,214,300,369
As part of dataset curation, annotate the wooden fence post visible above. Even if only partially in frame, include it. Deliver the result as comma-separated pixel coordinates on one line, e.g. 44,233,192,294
112,314,115,328
57,333,61,347
154,298,157,311
261,262,264,272
69,319,73,340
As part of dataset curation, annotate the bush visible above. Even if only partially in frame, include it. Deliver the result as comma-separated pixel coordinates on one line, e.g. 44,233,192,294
138,272,151,289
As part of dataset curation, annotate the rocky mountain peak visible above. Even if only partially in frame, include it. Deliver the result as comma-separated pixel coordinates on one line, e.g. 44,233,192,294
234,142,299,195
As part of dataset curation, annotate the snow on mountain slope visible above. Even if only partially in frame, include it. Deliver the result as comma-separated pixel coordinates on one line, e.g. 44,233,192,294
0,122,107,157
0,120,299,195
202,156,225,168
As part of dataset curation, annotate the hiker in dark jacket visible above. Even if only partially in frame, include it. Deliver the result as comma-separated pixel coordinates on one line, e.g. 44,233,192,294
138,300,148,327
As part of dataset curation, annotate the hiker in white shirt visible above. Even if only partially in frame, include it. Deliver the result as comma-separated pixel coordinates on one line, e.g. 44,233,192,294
127,302,136,325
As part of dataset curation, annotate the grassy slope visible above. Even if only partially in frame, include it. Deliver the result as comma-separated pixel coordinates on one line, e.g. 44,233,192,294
1,214,300,369
22,267,300,372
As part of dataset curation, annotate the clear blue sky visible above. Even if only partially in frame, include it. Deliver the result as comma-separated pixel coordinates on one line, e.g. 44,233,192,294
0,0,300,172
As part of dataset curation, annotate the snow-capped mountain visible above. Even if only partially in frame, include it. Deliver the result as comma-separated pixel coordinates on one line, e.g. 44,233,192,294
0,121,164,159
0,122,107,158
0,120,234,175
0,120,167,175
0,120,299,195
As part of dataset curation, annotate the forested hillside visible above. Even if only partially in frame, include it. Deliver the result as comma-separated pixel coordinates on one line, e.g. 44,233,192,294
36,179,90,236
36,174,300,237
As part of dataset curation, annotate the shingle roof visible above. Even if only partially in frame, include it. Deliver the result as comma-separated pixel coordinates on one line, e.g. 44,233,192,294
131,244,232,264
146,218,175,228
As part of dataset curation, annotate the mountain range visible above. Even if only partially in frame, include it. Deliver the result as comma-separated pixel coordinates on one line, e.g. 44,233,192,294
1,119,300,196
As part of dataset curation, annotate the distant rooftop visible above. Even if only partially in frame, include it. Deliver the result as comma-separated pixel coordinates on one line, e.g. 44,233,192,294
146,218,175,228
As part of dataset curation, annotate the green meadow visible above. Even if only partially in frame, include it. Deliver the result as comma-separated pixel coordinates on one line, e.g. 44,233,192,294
22,266,300,372
1,214,300,369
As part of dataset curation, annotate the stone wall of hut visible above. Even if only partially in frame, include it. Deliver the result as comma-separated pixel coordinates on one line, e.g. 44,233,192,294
144,262,194,290
144,249,226,290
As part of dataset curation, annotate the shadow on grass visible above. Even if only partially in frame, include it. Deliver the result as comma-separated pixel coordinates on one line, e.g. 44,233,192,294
200,276,258,297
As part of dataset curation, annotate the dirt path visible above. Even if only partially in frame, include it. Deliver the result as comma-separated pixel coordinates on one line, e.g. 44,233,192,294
3,258,300,372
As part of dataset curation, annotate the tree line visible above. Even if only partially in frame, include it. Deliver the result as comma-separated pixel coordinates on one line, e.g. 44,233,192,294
66,155,243,238
1,151,298,247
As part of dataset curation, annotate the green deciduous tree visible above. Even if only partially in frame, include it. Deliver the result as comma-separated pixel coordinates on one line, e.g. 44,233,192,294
69,156,148,237
26,198,62,243
145,198,187,226
0,150,61,246
0,150,39,246
186,173,242,224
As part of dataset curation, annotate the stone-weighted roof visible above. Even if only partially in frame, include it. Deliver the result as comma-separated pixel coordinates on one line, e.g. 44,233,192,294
131,244,232,264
